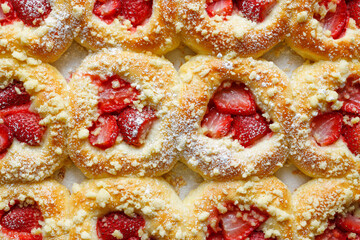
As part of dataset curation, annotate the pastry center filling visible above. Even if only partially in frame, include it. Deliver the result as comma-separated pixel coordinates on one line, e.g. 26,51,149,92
97,211,145,240
314,0,360,39
89,75,157,149
206,0,277,23
0,80,46,155
0,0,52,27
310,75,360,155
93,0,153,27
201,81,272,147
206,202,274,240
0,202,43,240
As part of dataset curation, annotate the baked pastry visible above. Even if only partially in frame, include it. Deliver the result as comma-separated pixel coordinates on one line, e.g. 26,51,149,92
68,49,179,178
72,0,180,55
0,58,68,183
0,180,71,240
69,177,186,240
183,176,292,240
289,60,360,177
176,55,291,180
292,177,360,240
178,0,290,57
287,0,360,61
0,0,74,63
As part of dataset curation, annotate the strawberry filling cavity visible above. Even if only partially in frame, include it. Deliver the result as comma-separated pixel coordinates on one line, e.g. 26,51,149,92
97,211,145,240
201,82,272,147
316,213,360,239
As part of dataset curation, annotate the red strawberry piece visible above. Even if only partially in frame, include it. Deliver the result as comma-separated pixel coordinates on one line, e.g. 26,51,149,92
97,76,139,114
0,103,31,118
341,119,360,155
311,112,343,147
207,232,224,240
0,0,16,26
231,113,271,147
202,107,233,138
220,207,269,240
316,0,348,39
213,84,256,115
93,0,121,24
97,211,145,240
117,107,157,147
11,0,51,27
206,0,233,18
0,81,31,110
3,111,46,146
315,228,347,240
0,124,13,153
235,0,276,23
248,232,272,240
336,214,360,234
0,205,43,235
89,114,119,150
338,76,360,115
120,0,153,27
348,0,360,27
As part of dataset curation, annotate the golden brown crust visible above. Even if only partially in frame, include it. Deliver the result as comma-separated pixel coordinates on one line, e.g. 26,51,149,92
289,60,360,177
176,56,291,180
0,180,71,239
69,177,186,240
0,0,75,63
68,49,179,178
287,0,360,61
179,0,290,57
72,0,180,55
0,58,68,183
292,177,360,240
183,177,293,240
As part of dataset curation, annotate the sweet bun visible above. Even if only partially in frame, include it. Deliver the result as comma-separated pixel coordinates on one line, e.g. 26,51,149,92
68,49,179,178
183,177,293,240
69,177,186,240
179,0,290,57
289,60,360,177
176,55,291,180
72,0,180,55
0,58,68,183
287,0,360,61
0,180,71,239
293,177,360,240
0,0,75,62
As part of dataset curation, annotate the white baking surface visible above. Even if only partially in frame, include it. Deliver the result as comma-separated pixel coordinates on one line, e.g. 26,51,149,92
53,41,311,198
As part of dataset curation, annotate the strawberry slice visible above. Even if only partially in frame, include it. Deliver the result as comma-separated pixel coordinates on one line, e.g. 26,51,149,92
3,111,46,146
0,124,13,153
341,120,360,155
206,0,233,17
221,207,269,240
316,0,348,39
0,81,31,110
207,233,224,240
235,0,276,23
11,0,52,27
249,232,271,240
0,103,31,118
338,76,360,115
120,0,153,27
336,214,360,234
97,211,145,240
231,113,271,147
311,112,343,146
93,0,121,24
201,107,233,138
96,76,139,114
89,114,119,150
117,107,157,147
0,0,16,26
315,228,347,240
0,205,43,239
348,0,360,27
213,84,256,115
